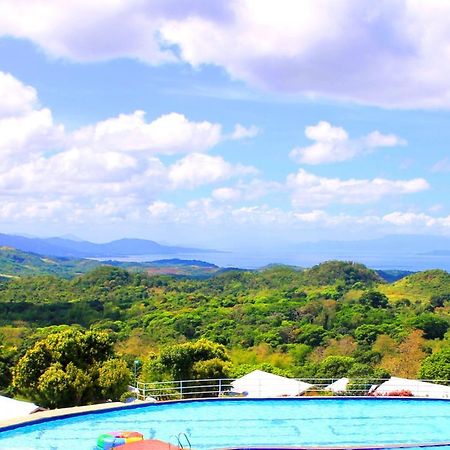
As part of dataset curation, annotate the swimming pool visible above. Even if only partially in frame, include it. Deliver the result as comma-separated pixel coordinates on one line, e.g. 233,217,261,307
0,398,449,449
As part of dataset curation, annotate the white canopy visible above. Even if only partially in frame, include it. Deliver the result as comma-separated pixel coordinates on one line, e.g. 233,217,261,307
325,377,349,393
231,370,313,398
374,377,450,399
0,395,41,422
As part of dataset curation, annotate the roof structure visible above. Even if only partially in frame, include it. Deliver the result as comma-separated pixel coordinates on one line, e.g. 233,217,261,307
0,395,42,421
231,370,313,398
374,377,450,398
325,377,350,393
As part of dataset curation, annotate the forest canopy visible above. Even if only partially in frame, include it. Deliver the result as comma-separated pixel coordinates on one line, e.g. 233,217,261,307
1,260,450,406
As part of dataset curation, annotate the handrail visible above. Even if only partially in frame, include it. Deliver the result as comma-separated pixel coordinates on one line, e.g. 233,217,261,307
177,432,192,449
133,377,450,401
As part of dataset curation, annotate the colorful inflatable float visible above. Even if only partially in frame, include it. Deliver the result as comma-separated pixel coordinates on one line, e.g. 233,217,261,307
115,439,182,449
97,431,144,449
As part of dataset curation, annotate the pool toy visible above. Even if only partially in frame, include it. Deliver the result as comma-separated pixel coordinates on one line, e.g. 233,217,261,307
97,431,144,449
115,439,181,449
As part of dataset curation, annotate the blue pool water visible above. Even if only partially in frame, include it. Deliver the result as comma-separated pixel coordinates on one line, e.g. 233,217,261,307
0,398,449,449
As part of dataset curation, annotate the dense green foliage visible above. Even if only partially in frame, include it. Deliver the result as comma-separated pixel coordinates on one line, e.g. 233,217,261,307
0,259,449,407
419,350,450,382
144,339,230,381
12,329,130,407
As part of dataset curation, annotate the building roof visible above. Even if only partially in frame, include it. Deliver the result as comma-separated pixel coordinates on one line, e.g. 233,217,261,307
374,377,450,398
0,395,41,421
231,370,313,398
325,377,350,393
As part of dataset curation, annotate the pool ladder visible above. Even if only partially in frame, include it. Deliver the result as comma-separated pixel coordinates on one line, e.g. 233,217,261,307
170,432,192,449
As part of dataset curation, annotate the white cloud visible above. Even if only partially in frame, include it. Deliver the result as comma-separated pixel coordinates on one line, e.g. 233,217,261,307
72,111,223,154
0,198,68,221
161,0,450,108
147,200,177,220
431,157,450,173
382,211,435,226
293,210,329,223
0,0,174,63
380,211,450,232
212,179,281,203
287,169,429,207
0,72,261,214
168,153,257,189
229,124,259,140
0,72,64,170
143,198,450,237
0,71,38,117
0,109,64,162
2,1,450,109
364,131,405,148
290,121,406,165
3,2,450,107
212,187,242,202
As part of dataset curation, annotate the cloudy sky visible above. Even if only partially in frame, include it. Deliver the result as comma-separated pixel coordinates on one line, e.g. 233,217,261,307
0,0,449,250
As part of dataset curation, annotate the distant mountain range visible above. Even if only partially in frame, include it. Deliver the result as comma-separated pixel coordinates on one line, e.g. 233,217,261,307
0,233,214,258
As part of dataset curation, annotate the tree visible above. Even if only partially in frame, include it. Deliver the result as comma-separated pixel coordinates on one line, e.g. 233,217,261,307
413,314,449,339
359,291,389,309
315,356,355,378
419,350,450,382
354,324,389,346
144,339,230,381
13,328,129,408
191,358,231,379
98,359,131,400
0,344,16,392
295,324,327,347
430,293,450,309
376,330,426,378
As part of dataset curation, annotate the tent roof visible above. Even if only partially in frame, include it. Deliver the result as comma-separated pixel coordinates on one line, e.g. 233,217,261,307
375,377,450,399
325,377,349,393
0,395,41,421
231,370,312,398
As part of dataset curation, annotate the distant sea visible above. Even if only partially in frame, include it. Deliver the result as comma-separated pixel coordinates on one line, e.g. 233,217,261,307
94,250,450,272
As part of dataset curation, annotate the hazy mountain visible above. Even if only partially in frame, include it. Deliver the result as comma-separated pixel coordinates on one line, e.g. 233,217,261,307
0,233,213,258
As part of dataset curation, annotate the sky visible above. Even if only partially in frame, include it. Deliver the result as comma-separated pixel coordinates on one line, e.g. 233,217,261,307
0,0,449,251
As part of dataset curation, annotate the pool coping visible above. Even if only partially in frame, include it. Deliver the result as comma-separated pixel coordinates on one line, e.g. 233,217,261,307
1,396,450,440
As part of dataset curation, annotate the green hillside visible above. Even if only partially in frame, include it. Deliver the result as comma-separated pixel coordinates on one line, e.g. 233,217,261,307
1,260,449,401
381,269,450,303
299,260,383,286
0,246,100,278
0,247,222,278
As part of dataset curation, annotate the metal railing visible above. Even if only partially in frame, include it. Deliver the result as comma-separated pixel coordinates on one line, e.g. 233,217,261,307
133,377,450,401
135,378,235,400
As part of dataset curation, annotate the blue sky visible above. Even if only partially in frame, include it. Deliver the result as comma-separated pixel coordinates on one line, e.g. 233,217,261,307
0,1,449,250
